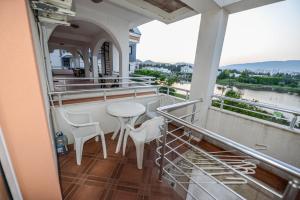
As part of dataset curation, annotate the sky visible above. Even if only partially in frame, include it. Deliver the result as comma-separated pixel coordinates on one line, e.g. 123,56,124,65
136,0,300,66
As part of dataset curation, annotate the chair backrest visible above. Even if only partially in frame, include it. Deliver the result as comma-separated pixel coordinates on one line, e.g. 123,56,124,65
140,116,164,142
147,99,160,113
59,109,90,127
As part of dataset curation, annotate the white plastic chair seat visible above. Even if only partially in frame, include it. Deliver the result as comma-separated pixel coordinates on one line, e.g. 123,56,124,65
122,116,164,169
60,109,107,165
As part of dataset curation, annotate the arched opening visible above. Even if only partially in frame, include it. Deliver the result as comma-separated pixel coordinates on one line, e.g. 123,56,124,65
48,20,122,84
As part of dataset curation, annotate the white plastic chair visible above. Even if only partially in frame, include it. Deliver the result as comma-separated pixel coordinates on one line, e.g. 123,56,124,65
60,109,107,165
146,99,160,119
122,116,164,169
146,96,176,119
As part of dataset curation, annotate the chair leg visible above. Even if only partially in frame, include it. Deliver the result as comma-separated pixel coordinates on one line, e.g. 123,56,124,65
135,142,145,170
100,133,107,159
75,138,83,165
122,130,130,156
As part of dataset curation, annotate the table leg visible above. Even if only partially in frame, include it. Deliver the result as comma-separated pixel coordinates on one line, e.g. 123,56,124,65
111,119,120,140
115,117,126,153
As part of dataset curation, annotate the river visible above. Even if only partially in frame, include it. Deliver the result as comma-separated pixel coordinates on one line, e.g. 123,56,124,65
172,82,300,111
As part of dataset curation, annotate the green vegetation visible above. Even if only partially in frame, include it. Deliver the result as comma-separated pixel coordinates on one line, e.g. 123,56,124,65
134,69,179,86
212,89,293,127
217,70,300,95
133,69,187,99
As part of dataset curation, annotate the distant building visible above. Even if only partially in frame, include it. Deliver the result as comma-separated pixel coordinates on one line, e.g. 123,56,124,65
129,28,141,73
144,66,171,74
180,65,193,73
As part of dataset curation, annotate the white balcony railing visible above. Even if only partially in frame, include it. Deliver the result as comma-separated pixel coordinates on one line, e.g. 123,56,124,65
156,100,300,200
212,94,300,130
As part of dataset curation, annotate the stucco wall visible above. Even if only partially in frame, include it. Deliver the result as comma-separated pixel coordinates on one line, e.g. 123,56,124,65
0,1,62,199
205,107,300,167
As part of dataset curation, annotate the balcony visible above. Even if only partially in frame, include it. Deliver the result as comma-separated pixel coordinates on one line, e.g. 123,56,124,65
1,0,299,199
50,80,300,200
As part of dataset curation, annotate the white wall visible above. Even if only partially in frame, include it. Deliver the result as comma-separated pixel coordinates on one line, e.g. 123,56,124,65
205,107,300,167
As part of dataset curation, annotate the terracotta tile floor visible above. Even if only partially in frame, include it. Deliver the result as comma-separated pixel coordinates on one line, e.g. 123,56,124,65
58,133,183,200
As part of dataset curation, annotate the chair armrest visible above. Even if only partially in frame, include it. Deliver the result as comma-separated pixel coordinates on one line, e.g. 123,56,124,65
125,124,144,132
73,122,99,128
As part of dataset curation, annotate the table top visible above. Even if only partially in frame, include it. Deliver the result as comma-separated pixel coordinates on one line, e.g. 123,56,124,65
106,102,146,118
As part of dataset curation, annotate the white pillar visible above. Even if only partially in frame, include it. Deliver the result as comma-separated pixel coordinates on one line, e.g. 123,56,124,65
109,42,114,76
74,53,80,68
190,9,228,127
82,47,91,77
118,33,130,78
92,50,99,83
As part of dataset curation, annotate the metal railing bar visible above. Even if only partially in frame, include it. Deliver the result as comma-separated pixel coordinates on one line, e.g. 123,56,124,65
215,102,290,121
49,85,159,95
213,95,300,116
53,76,155,80
163,157,221,200
163,130,283,198
157,139,250,199
157,101,300,180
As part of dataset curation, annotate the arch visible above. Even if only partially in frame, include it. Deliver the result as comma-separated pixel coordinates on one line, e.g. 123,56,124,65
48,19,124,76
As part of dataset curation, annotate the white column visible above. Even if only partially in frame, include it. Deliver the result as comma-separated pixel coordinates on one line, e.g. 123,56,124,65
92,50,99,83
109,42,114,76
118,33,130,78
74,53,80,68
190,9,228,127
82,47,91,77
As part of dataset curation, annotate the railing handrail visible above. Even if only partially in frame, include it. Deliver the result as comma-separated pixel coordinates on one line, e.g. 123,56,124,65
50,85,159,95
157,100,300,179
212,94,300,116
53,76,155,80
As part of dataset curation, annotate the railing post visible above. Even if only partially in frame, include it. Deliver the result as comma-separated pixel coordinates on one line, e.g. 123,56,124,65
158,118,168,181
282,180,300,200
185,91,189,101
220,98,224,110
134,89,137,98
64,80,67,91
167,87,170,96
103,90,106,101
191,103,196,124
58,94,62,106
290,115,298,129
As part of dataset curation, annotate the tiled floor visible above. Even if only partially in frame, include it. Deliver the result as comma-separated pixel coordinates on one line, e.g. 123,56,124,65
58,133,183,200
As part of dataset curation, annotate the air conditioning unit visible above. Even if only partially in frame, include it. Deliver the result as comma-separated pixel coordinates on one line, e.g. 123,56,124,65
31,0,75,25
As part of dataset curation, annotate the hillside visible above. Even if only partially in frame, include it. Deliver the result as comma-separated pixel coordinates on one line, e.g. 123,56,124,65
221,60,300,73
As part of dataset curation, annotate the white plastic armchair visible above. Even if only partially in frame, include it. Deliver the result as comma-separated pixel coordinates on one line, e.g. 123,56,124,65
146,96,176,119
146,99,160,119
122,116,164,169
60,109,107,165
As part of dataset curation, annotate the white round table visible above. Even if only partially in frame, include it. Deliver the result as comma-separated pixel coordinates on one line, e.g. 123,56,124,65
106,102,146,153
